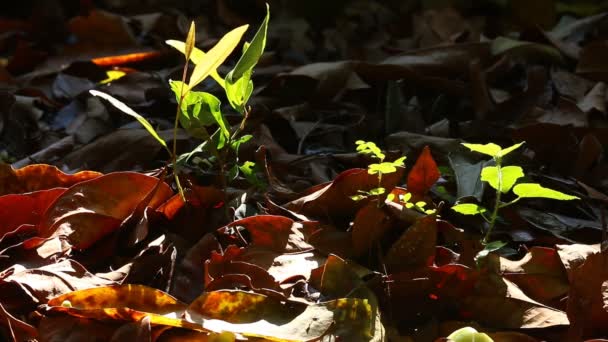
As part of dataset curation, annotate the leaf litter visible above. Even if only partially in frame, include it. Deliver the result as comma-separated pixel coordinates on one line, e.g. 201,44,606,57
1,1,608,341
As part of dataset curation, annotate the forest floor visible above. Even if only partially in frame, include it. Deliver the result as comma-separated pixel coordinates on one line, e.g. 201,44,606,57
1,1,608,341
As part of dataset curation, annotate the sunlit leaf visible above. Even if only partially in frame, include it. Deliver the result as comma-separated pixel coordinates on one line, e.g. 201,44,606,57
513,183,579,200
169,81,229,142
184,21,195,61
462,143,502,158
462,141,525,159
499,142,525,158
368,187,385,196
481,166,524,193
188,25,248,91
227,4,269,82
90,90,170,153
452,203,487,215
447,326,494,342
38,172,172,249
99,70,126,84
165,40,225,88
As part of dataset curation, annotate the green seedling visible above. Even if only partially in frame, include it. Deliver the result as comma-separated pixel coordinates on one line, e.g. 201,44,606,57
395,192,436,215
451,142,579,255
351,141,436,214
350,140,405,205
91,6,270,198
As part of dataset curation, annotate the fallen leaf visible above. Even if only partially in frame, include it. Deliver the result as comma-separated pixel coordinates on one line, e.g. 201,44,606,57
0,164,101,196
38,172,172,249
407,146,441,196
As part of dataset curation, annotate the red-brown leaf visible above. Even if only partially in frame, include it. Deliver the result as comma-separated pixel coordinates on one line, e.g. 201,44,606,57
407,146,440,195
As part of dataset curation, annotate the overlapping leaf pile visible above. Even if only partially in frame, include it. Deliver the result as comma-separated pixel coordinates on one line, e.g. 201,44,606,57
2,1,608,341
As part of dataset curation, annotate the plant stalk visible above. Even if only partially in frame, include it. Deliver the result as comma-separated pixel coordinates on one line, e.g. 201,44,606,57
484,158,502,244
172,59,191,201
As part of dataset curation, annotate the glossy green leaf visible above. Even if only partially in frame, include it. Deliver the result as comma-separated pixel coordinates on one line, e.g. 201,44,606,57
188,25,248,91
228,4,269,82
225,68,254,113
513,183,579,200
499,142,525,157
165,40,225,88
451,203,487,215
481,165,524,193
90,90,170,153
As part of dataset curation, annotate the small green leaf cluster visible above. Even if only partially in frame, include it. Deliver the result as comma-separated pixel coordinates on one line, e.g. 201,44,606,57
392,192,436,215
351,141,405,202
451,142,578,244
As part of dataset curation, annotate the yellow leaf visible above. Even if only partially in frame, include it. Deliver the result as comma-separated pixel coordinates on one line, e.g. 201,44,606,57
188,25,248,91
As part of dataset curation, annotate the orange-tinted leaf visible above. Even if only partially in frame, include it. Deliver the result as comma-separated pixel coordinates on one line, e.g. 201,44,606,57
38,172,172,249
47,284,198,330
0,188,65,237
220,215,313,253
157,185,224,220
185,290,335,341
385,215,437,272
286,167,404,224
351,203,394,256
0,164,101,196
91,51,163,66
407,146,440,195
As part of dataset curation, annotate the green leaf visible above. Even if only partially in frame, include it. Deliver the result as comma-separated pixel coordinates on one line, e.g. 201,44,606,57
165,41,225,88
386,193,395,202
481,165,524,193
461,143,502,158
401,192,412,203
368,162,397,175
447,327,494,342
499,142,525,158
225,68,254,113
451,203,487,215
391,156,407,167
188,25,249,91
369,187,386,196
513,183,579,200
350,195,367,201
356,141,385,160
228,4,270,82
90,90,169,153
169,81,229,142
415,201,427,208
461,141,525,159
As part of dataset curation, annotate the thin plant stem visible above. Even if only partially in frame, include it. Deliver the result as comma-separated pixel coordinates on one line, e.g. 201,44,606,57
484,158,502,244
172,59,191,201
